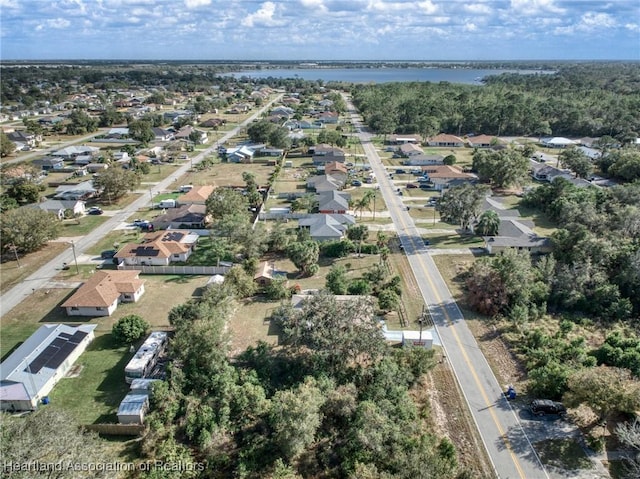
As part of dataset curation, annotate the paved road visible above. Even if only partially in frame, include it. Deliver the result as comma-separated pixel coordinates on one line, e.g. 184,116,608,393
344,97,548,479
0,94,282,318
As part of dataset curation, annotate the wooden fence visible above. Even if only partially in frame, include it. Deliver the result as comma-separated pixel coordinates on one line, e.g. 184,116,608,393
84,423,144,436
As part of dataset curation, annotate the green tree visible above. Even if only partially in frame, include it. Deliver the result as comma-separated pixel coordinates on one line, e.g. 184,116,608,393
437,183,489,230
269,377,326,460
224,265,256,298
264,277,292,300
475,209,501,236
66,109,98,135
247,120,276,143
1,208,60,254
286,240,320,277
443,154,456,165
128,119,155,144
559,147,593,179
1,131,16,157
205,187,247,219
93,167,140,202
378,289,400,312
6,177,44,204
0,409,113,479
472,149,529,188
564,366,640,422
112,314,150,344
326,265,349,295
346,224,368,257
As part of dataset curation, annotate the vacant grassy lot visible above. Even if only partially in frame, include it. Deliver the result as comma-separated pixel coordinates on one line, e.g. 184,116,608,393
176,160,274,188
59,214,108,236
0,242,68,294
0,274,208,424
427,231,484,249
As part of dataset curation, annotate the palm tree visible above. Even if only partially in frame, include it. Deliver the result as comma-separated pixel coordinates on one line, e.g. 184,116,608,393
475,210,501,236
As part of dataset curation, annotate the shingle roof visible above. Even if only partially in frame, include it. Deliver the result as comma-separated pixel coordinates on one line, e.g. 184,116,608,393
61,271,144,308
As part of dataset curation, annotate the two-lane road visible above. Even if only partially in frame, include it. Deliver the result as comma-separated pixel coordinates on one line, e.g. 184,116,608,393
0,94,283,317
345,98,548,479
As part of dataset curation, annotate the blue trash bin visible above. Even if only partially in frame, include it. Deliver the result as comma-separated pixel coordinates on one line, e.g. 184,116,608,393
41,396,50,405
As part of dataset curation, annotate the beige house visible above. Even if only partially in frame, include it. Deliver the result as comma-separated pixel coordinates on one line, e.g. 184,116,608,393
177,185,215,205
61,271,145,316
115,230,198,266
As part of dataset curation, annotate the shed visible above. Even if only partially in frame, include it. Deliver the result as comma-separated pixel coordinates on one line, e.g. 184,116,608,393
402,330,433,349
117,393,149,424
129,378,160,394
206,274,225,287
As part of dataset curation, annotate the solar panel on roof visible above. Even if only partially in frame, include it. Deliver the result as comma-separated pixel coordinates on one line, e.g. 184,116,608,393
51,337,67,348
70,330,88,344
47,343,76,370
59,332,74,339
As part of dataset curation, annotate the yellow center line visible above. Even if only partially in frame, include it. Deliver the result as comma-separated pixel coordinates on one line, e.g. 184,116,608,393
392,187,530,479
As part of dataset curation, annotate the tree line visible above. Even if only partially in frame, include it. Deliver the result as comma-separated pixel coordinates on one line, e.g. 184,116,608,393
351,63,640,140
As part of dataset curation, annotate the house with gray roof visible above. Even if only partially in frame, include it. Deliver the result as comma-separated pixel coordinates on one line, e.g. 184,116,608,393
32,156,64,171
484,219,552,255
317,190,350,214
298,214,355,242
307,174,344,192
28,199,85,219
51,145,99,159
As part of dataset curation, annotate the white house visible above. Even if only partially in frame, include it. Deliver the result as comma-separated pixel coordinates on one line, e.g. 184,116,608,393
0,324,96,411
61,270,145,316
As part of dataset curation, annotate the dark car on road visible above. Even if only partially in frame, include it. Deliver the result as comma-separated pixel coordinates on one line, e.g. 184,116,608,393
530,399,567,417
406,183,418,189
87,207,103,215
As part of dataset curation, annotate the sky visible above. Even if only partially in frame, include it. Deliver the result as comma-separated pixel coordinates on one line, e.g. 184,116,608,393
1,0,639,61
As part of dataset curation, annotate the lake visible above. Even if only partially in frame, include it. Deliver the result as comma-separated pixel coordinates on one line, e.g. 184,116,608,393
225,67,553,85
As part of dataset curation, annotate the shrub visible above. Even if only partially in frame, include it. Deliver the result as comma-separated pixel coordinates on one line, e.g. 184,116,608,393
112,314,150,344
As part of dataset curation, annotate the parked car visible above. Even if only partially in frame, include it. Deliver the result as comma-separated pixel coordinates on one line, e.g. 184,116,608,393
395,169,406,174
351,180,362,187
406,183,418,189
423,239,430,246
133,219,149,227
100,250,117,259
417,177,430,183
530,400,567,417
87,207,103,215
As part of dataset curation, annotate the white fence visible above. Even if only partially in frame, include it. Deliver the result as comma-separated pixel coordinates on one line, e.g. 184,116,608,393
118,265,231,275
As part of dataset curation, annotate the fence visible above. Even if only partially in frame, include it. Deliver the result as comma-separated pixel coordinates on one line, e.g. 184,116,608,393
117,265,231,275
84,423,144,436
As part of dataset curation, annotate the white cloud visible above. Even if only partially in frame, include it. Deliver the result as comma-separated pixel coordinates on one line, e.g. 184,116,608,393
0,0,20,8
624,23,639,32
463,3,492,15
300,0,327,13
35,17,71,31
241,2,284,27
463,22,478,32
416,1,438,15
510,0,565,16
184,0,211,8
555,11,617,35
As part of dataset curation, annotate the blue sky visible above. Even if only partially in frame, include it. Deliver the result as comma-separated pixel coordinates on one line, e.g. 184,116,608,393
1,0,638,60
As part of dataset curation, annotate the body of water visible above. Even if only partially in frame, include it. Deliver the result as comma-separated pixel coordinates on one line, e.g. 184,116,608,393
225,67,553,84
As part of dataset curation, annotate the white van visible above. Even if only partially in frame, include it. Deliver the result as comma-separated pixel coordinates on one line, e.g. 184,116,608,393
158,199,176,208
179,185,193,193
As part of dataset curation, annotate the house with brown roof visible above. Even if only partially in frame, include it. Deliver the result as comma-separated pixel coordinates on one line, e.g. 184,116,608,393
421,165,477,191
254,261,275,286
177,185,215,206
427,134,465,148
61,270,145,317
115,230,199,266
467,135,502,148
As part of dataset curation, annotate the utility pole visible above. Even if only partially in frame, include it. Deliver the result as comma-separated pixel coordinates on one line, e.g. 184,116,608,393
9,244,21,268
70,240,79,274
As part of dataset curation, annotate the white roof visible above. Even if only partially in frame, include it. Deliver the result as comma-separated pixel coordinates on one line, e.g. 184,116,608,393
117,393,149,416
543,137,576,146
402,330,433,341
125,332,167,374
0,324,96,401
129,378,160,392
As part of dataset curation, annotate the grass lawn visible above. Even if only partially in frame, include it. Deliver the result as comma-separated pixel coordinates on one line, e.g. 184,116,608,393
141,164,181,183
1,274,208,424
99,193,143,211
59,215,108,236
177,160,274,188
86,230,143,256
534,439,592,470
427,231,484,249
228,297,283,356
0,242,68,294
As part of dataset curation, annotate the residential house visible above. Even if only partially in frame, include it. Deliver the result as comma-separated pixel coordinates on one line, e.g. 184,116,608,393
7,130,38,148
199,118,226,128
152,127,174,142
253,261,286,286
32,156,64,171
530,162,592,187
386,134,421,145
270,106,295,118
61,271,145,317
426,134,465,148
307,174,343,192
403,154,444,166
467,135,502,148
298,214,355,242
312,145,346,165
541,137,576,148
54,181,97,200
116,230,199,266
106,127,130,138
152,204,209,230
323,161,348,182
29,199,85,219
484,219,552,255
177,185,215,206
86,163,108,173
577,146,601,160
0,324,96,411
51,145,99,160
255,147,284,157
317,190,350,214
174,125,208,144
398,143,424,157
225,145,255,163
421,165,476,190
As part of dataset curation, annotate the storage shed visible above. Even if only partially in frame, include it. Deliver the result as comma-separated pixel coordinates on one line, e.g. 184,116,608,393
402,330,433,349
117,393,149,424
0,324,96,411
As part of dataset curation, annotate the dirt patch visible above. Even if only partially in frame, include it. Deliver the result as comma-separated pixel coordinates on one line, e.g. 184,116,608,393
65,364,84,378
422,359,496,478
